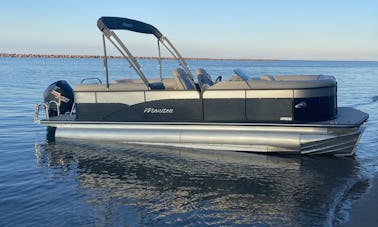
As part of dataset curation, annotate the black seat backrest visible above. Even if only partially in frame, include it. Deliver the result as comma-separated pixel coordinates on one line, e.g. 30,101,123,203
172,68,196,90
196,68,213,90
232,69,249,81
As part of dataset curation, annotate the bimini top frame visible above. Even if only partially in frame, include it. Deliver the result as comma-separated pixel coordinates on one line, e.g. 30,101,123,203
97,16,194,89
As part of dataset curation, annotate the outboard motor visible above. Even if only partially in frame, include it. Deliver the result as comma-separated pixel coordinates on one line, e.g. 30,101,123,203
43,80,74,117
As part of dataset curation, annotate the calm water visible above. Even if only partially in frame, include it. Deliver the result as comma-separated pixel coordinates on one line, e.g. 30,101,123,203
0,58,377,226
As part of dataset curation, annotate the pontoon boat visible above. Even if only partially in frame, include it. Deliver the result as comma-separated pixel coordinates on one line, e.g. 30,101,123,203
34,17,369,156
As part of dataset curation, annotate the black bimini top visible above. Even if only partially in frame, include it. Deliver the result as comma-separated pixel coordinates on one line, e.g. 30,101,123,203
97,16,162,39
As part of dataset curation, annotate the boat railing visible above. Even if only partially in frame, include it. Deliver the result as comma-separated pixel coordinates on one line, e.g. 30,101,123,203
48,100,61,116
80,77,103,84
34,100,64,123
34,103,48,123
70,103,76,115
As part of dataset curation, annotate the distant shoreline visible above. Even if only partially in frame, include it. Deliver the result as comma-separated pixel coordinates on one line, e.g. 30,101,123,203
0,53,278,61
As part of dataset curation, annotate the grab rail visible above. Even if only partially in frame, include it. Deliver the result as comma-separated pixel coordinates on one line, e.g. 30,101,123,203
34,103,48,123
48,100,60,116
34,100,62,123
70,103,76,115
81,77,103,84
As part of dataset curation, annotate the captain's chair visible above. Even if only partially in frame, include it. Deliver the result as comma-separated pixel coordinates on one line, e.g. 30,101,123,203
196,68,213,90
172,68,196,90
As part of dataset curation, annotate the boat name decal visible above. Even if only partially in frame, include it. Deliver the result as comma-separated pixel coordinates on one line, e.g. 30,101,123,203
143,107,174,114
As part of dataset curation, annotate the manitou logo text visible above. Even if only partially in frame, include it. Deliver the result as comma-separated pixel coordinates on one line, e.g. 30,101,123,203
143,108,174,114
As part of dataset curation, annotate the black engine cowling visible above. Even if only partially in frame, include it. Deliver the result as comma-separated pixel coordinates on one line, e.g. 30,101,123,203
43,80,74,117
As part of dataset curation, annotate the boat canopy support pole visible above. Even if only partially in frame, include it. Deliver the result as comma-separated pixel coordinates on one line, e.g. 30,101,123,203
157,40,163,82
102,28,151,89
102,34,110,90
160,37,194,81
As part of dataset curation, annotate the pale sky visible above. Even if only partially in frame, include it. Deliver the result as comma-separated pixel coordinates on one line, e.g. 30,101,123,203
1,0,377,61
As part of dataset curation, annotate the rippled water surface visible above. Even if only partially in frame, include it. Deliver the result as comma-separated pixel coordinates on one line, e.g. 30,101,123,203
0,58,377,226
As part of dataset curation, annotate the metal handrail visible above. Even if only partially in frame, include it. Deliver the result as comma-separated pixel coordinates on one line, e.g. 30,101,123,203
35,100,76,123
81,77,103,84
34,103,48,123
48,100,60,116
70,103,76,115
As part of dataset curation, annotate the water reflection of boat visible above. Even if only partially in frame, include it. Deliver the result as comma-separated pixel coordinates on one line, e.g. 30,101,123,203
34,16,368,156
35,142,362,225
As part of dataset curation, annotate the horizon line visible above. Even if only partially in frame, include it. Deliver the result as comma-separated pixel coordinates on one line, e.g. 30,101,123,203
0,53,279,61
1,53,377,62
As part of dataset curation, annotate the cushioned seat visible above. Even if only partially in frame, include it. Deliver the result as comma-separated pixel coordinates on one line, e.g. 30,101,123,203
74,83,148,91
196,68,213,90
231,69,249,81
209,74,336,90
247,75,336,89
172,68,196,90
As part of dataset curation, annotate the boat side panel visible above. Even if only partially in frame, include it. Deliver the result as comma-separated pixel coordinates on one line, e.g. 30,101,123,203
75,90,203,121
294,96,337,121
204,99,246,121
76,99,202,121
246,99,293,121
74,86,338,123
203,90,246,121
